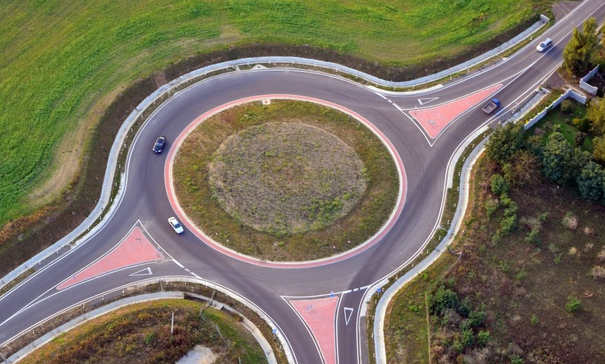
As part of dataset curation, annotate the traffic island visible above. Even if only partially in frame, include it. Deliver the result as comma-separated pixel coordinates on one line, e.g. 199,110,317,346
170,98,400,262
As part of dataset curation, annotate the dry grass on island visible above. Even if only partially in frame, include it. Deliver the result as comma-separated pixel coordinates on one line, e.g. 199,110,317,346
173,100,399,261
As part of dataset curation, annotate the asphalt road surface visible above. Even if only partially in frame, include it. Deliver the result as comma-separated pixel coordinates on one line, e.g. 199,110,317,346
2,1,604,363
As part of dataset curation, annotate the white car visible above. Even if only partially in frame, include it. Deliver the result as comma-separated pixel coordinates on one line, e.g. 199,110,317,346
168,216,184,234
536,38,553,52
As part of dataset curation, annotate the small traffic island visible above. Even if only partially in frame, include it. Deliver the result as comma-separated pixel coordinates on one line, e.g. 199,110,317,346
172,100,399,261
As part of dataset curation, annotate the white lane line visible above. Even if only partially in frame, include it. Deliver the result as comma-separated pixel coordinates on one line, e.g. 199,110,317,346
139,221,185,269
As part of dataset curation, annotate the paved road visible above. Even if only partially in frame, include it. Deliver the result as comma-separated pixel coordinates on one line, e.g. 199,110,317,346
1,1,604,363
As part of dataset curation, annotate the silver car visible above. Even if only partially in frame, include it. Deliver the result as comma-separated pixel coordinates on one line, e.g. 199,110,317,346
168,216,184,234
536,38,553,52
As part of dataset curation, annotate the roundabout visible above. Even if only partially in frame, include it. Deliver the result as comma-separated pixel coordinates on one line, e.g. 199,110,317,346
1,3,604,363
166,97,404,265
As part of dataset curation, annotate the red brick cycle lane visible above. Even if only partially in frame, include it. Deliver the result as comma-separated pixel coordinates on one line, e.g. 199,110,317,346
56,225,163,290
408,83,503,139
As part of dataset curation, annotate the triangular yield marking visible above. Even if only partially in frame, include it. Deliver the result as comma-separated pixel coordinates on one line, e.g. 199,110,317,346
129,267,153,277
418,96,439,105
343,307,354,326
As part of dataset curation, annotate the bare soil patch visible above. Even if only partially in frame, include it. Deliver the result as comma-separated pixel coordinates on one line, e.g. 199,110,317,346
209,122,366,235
174,100,398,261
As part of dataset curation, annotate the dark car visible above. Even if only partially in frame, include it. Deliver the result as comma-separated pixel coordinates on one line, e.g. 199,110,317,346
152,136,166,153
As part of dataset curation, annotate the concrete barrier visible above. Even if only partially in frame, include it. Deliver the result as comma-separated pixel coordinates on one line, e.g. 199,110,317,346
524,88,587,130
580,65,600,96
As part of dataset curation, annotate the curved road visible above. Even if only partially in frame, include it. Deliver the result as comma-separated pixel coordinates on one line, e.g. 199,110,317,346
1,1,604,363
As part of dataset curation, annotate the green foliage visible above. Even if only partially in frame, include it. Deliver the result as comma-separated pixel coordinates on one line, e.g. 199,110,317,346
490,174,509,195
560,99,573,114
430,286,459,316
530,314,539,325
485,198,500,219
468,310,487,328
542,132,575,185
563,17,600,75
460,328,474,348
587,97,605,134
510,355,525,364
593,136,605,163
576,161,604,201
486,123,525,163
477,330,490,346
500,214,518,234
565,296,582,313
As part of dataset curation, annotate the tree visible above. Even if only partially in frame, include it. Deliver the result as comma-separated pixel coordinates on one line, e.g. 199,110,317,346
587,97,605,135
490,174,508,195
563,17,600,76
542,132,575,185
510,150,540,186
593,136,605,163
576,161,604,201
486,123,524,163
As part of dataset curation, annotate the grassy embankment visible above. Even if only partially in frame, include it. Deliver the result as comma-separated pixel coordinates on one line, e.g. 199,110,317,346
0,0,552,232
385,105,604,363
174,100,398,261
21,299,267,364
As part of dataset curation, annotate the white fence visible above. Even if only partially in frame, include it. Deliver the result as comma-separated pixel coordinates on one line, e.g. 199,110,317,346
580,65,600,96
524,89,587,130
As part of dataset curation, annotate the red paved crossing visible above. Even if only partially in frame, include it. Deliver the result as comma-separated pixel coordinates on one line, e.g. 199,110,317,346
57,226,163,290
289,296,339,364
409,83,503,138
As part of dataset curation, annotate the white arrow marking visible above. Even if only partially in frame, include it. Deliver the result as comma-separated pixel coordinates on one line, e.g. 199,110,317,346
129,267,153,277
343,307,354,326
418,97,439,106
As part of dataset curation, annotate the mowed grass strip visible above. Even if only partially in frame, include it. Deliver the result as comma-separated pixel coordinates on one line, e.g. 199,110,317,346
173,100,399,261
0,0,551,228
20,299,267,364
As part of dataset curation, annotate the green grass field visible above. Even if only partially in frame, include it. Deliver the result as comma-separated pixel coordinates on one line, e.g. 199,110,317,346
0,0,551,228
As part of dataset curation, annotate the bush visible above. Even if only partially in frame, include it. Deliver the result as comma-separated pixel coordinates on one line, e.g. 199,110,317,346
542,132,575,185
500,215,517,234
565,296,582,313
468,310,487,328
460,328,474,349
510,355,525,364
572,117,591,132
485,199,499,219
576,161,604,200
560,99,573,113
486,124,524,163
525,228,540,245
430,286,459,315
490,174,509,195
477,330,490,346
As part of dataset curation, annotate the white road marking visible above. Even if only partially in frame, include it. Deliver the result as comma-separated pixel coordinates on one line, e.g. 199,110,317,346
417,96,439,105
343,307,354,326
128,267,153,277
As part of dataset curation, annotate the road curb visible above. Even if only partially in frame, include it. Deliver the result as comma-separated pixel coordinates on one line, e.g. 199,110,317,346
164,94,407,269
0,13,549,294
371,127,488,363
